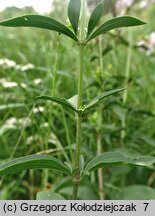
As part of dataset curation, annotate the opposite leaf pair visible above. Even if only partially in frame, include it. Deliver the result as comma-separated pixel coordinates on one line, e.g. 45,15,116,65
1,150,155,179
0,1,146,43
36,88,125,116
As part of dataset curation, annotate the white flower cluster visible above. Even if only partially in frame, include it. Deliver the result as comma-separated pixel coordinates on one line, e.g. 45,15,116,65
33,106,44,113
137,32,155,55
0,77,43,89
0,59,16,69
2,117,31,130
147,32,155,55
0,58,34,71
0,78,18,88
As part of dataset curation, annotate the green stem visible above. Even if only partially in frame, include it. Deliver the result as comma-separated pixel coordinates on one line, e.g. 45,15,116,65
77,45,84,108
72,45,84,200
99,36,103,73
97,130,104,200
72,0,85,199
121,30,132,145
97,36,104,200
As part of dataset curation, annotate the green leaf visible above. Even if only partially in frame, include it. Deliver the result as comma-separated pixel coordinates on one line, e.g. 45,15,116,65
115,185,155,200
64,162,73,173
87,16,146,41
87,2,104,38
84,150,155,173
68,0,81,35
0,155,71,177
83,88,125,114
59,185,98,200
0,15,78,41
36,191,65,200
140,135,155,147
36,95,78,112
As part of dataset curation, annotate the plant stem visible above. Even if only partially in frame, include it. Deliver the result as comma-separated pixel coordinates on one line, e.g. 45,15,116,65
72,0,85,199
97,130,104,199
74,45,84,171
121,30,132,146
97,36,104,200
99,36,103,73
72,44,84,200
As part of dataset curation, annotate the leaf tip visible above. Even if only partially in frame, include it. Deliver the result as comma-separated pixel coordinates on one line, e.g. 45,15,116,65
35,95,41,100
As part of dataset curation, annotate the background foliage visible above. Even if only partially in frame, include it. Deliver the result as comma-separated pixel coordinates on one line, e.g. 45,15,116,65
0,0,155,199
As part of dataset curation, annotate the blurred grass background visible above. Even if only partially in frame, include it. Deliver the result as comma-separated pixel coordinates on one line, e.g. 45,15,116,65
0,0,155,199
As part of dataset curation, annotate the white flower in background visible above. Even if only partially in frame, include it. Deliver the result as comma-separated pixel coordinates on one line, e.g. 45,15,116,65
17,117,31,127
33,78,42,85
2,81,18,88
0,58,16,69
0,58,35,71
147,32,155,55
3,117,31,128
33,106,44,113
137,40,145,47
3,117,17,129
21,63,34,71
0,78,7,84
15,63,35,72
138,0,147,8
41,122,49,128
0,78,28,89
20,82,28,89
0,77,17,88
136,32,155,55
115,0,134,15
26,136,34,145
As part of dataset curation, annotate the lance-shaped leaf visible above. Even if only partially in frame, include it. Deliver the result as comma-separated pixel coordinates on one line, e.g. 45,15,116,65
87,16,146,41
0,155,71,177
36,95,78,112
83,88,125,114
87,2,104,38
84,150,155,173
68,0,81,35
36,192,65,200
0,15,78,41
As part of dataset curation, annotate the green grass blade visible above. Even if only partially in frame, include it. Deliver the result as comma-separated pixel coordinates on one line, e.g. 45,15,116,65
0,15,78,41
68,0,81,35
0,155,71,176
84,150,155,172
88,16,146,41
87,2,104,38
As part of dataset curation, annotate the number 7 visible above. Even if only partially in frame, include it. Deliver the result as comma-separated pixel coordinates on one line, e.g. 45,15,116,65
143,203,149,211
